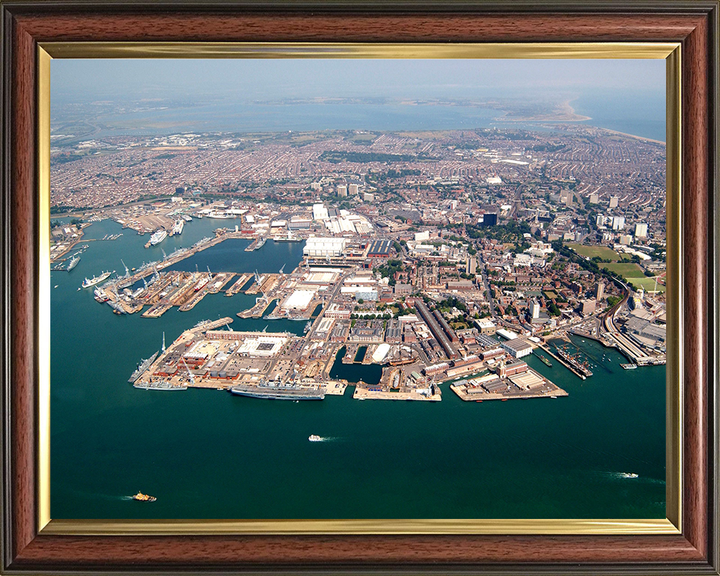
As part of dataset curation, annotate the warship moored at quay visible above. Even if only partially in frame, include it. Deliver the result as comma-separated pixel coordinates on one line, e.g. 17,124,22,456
128,352,159,383
230,381,326,400
134,379,187,391
67,254,80,271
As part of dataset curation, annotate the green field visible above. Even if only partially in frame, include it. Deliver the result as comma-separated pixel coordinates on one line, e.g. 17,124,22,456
626,276,666,293
601,262,645,277
567,243,620,261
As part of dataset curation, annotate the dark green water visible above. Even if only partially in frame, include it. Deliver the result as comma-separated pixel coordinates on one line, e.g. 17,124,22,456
51,220,666,520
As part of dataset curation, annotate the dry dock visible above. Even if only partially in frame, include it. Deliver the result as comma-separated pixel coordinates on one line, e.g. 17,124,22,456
225,273,252,296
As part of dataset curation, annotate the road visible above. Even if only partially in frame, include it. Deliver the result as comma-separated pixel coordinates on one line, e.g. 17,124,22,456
477,254,498,319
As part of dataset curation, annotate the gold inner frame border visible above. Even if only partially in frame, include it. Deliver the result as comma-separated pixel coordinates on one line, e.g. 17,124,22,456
36,41,682,536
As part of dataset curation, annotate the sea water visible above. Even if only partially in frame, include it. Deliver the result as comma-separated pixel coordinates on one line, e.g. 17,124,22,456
50,219,666,520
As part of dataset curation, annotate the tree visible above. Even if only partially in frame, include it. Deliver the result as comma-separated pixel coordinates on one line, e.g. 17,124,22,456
607,296,622,307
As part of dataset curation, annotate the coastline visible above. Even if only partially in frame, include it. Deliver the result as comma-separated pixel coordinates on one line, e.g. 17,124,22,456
596,127,666,146
498,99,592,123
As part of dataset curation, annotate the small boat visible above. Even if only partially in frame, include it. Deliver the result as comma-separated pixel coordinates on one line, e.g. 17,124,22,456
308,435,322,442
132,491,156,502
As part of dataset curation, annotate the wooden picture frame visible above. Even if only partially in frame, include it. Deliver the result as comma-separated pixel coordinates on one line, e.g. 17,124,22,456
1,1,718,573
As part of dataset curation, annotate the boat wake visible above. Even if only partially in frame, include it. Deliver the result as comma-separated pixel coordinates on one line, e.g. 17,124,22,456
610,472,639,480
308,436,337,443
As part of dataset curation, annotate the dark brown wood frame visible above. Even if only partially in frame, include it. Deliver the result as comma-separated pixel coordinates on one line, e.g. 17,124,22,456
1,1,718,573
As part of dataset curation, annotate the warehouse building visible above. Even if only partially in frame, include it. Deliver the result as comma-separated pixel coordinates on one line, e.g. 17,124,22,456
501,338,533,359
281,290,315,311
367,239,393,258
303,236,346,258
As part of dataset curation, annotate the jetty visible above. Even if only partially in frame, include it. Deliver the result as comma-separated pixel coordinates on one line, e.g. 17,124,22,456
537,343,590,380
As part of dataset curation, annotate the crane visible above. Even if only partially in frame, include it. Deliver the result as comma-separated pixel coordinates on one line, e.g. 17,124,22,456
181,357,195,385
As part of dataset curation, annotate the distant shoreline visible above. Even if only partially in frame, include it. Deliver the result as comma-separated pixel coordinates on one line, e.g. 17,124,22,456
497,99,592,123
567,98,666,145
597,127,666,146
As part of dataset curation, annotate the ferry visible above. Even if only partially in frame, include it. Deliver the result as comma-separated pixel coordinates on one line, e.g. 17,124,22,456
149,229,167,246
170,219,184,236
132,492,157,502
81,270,112,288
308,435,322,442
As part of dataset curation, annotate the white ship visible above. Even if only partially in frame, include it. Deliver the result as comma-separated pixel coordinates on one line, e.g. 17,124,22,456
207,212,233,219
149,229,167,246
134,380,187,391
170,219,184,236
66,254,80,271
193,278,209,292
93,287,109,302
81,270,112,288
182,214,193,222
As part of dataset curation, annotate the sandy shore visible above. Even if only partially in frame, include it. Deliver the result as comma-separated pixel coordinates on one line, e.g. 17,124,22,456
500,99,591,123
597,127,666,146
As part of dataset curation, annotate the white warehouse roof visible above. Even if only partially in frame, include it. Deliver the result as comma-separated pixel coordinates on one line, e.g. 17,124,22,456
282,290,315,311
303,236,347,257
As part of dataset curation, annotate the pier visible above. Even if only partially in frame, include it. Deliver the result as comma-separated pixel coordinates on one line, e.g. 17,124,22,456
537,343,589,380
450,367,568,402
237,297,277,319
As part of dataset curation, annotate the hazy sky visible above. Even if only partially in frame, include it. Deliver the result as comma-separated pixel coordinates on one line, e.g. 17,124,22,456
52,59,665,102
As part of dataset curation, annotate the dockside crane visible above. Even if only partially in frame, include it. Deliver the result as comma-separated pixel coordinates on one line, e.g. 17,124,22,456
181,357,195,385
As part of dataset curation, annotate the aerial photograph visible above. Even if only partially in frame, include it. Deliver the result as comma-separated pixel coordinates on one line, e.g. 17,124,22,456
49,58,667,520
